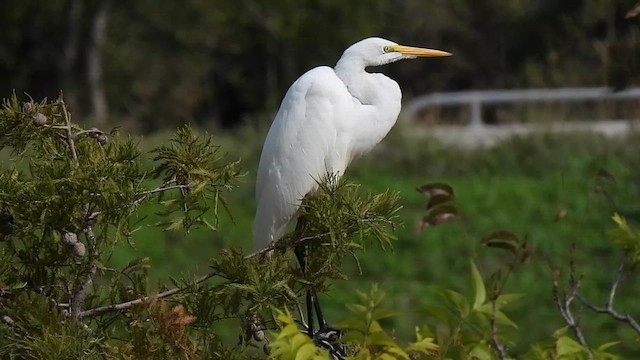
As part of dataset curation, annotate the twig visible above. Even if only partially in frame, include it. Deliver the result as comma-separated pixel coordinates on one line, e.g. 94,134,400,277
132,184,189,207
489,295,507,360
576,263,640,335
74,129,105,138
87,180,185,221
60,100,78,164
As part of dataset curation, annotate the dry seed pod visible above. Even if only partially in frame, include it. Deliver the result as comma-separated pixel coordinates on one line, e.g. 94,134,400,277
33,113,47,126
72,242,86,257
253,329,265,342
97,133,108,145
1,315,15,325
62,232,78,246
23,102,33,113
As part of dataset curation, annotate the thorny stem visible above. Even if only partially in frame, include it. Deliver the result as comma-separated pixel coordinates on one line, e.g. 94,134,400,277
576,263,640,335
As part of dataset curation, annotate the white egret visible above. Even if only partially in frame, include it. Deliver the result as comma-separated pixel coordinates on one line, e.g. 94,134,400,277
253,37,450,350
254,37,451,249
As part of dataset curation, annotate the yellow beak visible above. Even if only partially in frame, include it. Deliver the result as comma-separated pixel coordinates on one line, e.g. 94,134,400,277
390,45,452,58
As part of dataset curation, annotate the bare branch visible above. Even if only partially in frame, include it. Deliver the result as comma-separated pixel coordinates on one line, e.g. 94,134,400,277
552,270,590,350
576,263,640,335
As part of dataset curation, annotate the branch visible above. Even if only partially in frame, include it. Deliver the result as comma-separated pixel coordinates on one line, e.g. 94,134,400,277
576,263,640,335
78,240,289,319
57,101,104,321
552,269,590,350
70,226,99,320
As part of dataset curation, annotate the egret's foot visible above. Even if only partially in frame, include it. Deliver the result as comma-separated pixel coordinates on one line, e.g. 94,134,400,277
309,325,347,360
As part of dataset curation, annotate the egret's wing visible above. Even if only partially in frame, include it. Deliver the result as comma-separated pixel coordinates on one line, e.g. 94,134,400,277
253,67,352,250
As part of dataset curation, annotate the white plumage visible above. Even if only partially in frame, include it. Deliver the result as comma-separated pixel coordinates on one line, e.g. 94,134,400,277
254,37,450,250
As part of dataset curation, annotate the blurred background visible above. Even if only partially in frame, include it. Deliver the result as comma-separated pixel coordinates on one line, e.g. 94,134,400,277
3,0,640,355
3,0,640,130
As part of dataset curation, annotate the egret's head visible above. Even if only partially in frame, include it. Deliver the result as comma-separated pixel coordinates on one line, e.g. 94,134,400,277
340,37,451,68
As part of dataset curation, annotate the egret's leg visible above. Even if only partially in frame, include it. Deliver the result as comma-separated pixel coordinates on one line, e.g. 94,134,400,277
294,242,315,337
294,221,346,359
313,293,327,329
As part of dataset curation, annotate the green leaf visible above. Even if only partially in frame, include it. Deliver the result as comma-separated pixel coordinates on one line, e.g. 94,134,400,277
556,336,587,356
368,320,384,334
406,337,439,354
278,324,301,339
346,303,368,316
385,346,410,360
295,343,317,360
421,305,455,327
597,341,621,352
290,333,308,352
430,287,470,317
494,293,524,309
468,344,494,360
470,260,486,310
371,308,399,321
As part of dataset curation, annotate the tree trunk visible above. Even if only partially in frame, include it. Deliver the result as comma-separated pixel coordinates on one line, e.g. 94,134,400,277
87,0,112,125
61,0,82,112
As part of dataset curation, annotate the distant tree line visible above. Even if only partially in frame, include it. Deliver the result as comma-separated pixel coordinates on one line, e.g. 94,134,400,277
0,0,637,131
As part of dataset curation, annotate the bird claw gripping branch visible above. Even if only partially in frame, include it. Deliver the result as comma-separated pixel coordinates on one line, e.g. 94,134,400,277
311,326,347,360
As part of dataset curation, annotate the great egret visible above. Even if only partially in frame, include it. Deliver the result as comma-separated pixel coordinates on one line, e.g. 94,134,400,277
253,37,450,349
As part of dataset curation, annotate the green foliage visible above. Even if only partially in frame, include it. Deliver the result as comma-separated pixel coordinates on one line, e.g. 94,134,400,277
0,94,406,359
282,177,401,288
152,126,243,231
0,95,258,358
338,285,438,360
419,261,521,359
608,213,640,265
2,93,640,359
0,293,104,359
269,309,331,360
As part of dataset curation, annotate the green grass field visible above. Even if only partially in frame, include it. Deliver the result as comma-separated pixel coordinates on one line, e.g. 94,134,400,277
105,128,640,355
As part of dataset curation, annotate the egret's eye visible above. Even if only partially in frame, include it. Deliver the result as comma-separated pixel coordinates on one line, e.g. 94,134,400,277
383,46,393,53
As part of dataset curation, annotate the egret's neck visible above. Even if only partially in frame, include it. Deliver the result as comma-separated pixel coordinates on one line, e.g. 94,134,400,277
335,58,396,106
334,56,402,161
